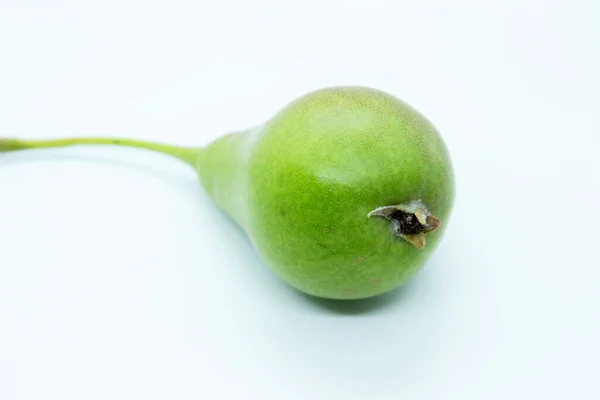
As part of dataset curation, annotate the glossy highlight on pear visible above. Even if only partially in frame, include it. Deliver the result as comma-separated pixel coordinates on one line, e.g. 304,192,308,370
1,85,455,300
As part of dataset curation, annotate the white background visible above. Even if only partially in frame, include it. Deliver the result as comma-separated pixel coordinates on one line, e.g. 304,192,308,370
1,1,599,399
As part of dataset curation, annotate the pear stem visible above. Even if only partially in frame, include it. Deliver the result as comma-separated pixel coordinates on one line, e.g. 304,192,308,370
0,137,200,167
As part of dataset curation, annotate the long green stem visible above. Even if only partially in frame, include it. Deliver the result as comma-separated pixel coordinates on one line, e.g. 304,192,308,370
0,137,200,167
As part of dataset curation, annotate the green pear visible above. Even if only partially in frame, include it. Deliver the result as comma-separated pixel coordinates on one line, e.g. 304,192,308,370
1,86,454,300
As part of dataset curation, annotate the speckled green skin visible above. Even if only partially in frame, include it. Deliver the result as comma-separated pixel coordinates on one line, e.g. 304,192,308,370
197,86,455,299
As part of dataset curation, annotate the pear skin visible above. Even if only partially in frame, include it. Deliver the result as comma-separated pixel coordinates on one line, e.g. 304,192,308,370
196,86,455,299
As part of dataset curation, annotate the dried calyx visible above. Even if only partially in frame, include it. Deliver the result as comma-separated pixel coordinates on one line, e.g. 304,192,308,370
368,200,441,248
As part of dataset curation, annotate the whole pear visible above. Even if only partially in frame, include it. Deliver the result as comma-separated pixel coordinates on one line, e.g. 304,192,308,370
1,86,454,300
